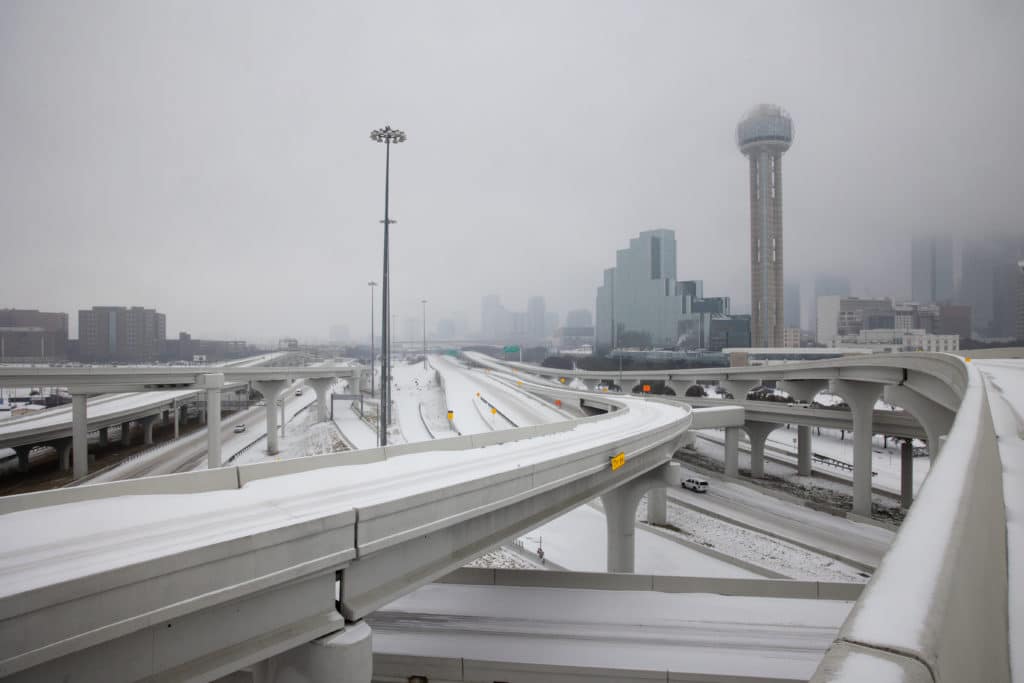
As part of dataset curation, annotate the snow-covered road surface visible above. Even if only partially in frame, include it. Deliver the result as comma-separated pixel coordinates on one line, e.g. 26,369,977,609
666,465,893,571
371,582,852,682
517,502,761,578
0,395,689,598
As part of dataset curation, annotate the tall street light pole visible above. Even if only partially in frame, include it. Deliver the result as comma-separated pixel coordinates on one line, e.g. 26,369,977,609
370,125,406,447
421,299,428,369
368,281,377,401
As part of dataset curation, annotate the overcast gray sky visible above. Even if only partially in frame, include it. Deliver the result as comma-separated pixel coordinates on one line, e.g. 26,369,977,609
2,1,1022,341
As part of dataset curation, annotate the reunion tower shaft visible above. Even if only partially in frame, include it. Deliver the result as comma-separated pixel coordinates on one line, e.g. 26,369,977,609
737,104,794,348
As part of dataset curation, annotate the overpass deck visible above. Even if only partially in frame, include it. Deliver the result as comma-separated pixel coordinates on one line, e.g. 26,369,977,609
371,577,853,683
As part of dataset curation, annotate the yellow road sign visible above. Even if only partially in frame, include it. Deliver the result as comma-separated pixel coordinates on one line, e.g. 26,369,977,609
610,452,625,471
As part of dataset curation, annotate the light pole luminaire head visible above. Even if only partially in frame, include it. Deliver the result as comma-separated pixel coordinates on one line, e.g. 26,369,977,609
370,126,407,144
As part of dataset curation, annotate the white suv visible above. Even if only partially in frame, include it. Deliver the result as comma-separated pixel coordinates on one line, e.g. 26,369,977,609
682,478,708,493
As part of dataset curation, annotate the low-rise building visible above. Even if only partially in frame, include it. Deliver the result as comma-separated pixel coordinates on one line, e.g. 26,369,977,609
0,309,69,362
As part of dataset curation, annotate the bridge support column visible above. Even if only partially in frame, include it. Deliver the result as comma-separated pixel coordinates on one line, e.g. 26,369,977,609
883,384,956,462
646,488,667,525
15,445,31,472
720,378,760,400
901,439,914,509
71,393,88,480
58,438,72,471
831,379,883,518
601,461,681,573
173,405,180,439
724,426,740,477
779,379,828,404
306,378,335,422
201,374,224,468
98,427,109,448
120,421,131,446
797,425,812,476
141,416,158,446
742,422,779,479
254,379,288,455
253,621,372,683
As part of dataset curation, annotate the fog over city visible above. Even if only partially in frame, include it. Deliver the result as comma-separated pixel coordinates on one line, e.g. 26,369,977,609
1,0,1022,340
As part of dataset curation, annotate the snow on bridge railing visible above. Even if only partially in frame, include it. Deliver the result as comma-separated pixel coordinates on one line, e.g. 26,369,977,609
812,357,1010,683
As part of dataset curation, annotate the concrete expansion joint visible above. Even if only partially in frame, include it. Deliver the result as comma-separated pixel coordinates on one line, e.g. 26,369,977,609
839,637,938,683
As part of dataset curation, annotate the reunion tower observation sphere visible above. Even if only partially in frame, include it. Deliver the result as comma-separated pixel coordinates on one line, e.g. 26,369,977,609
737,104,794,154
737,104,794,348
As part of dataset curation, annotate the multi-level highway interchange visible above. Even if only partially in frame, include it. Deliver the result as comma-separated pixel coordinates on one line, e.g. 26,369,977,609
0,350,1020,683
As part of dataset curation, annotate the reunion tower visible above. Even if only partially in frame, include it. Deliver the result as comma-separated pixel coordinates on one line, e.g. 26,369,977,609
737,104,794,348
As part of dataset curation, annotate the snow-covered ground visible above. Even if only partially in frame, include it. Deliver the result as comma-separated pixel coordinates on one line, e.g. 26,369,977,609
666,463,892,571
764,424,931,495
691,433,904,520
333,400,379,449
227,380,349,468
516,502,761,579
637,496,869,582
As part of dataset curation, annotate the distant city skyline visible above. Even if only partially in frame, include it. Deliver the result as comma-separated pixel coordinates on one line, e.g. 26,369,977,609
2,2,1021,340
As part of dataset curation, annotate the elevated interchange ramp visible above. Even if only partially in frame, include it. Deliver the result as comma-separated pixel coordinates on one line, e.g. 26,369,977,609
0,388,690,682
0,351,1018,683
465,351,1017,683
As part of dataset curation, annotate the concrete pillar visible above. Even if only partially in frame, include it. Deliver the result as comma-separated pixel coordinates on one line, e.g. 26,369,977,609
883,384,956,463
252,621,372,683
162,409,170,424
741,422,779,479
71,393,88,480
59,439,73,471
901,439,914,509
254,379,288,455
281,397,287,437
202,373,224,469
173,405,180,439
647,488,667,525
142,416,157,446
306,377,335,422
797,425,812,476
779,379,828,404
98,427,109,448
120,421,131,446
831,379,884,518
15,445,31,473
666,380,685,397
601,461,681,573
724,426,740,477
720,378,760,401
